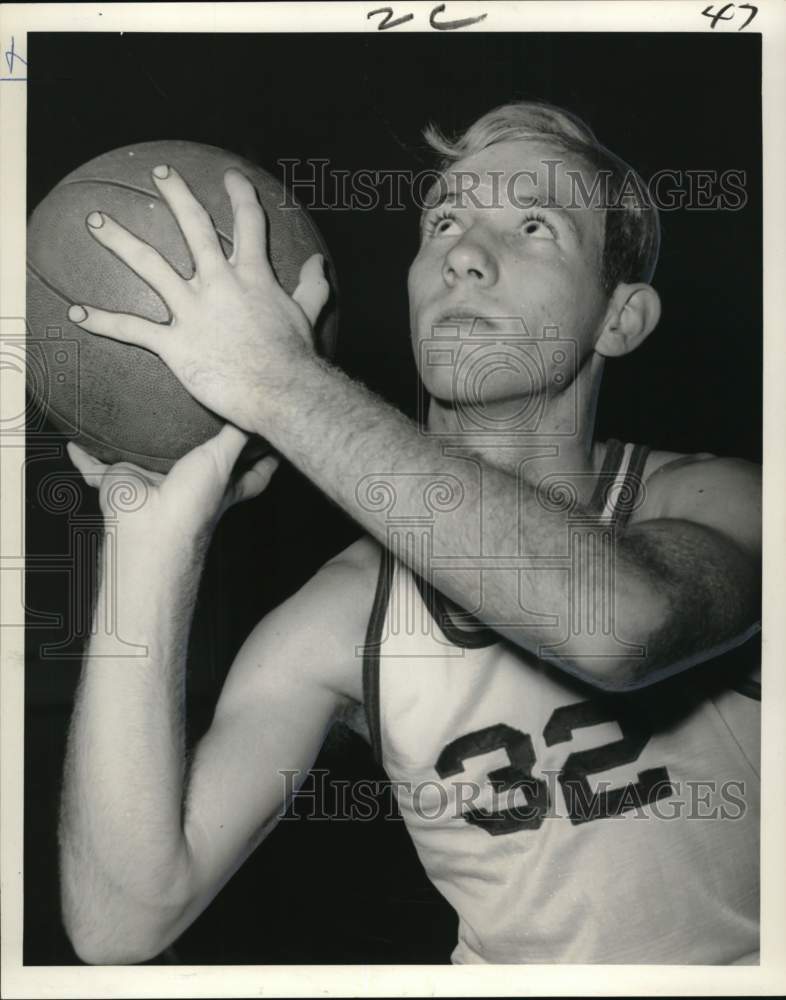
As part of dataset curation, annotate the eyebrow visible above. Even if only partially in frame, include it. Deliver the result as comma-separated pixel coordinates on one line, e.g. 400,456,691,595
419,188,473,226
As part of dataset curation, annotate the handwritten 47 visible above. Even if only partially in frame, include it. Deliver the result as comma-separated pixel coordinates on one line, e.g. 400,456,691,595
701,4,758,30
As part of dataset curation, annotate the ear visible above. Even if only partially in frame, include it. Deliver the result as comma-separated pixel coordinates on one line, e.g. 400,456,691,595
595,283,661,358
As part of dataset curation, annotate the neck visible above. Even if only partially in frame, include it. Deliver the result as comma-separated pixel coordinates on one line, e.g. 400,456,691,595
425,352,605,483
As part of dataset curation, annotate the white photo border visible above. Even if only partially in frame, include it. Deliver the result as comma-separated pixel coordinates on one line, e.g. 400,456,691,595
2,2,785,996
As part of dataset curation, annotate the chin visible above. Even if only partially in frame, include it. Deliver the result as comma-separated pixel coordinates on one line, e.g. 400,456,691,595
417,364,459,404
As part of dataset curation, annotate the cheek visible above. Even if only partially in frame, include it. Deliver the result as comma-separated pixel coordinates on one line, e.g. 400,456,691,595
407,270,423,328
406,259,418,292
507,268,568,330
510,260,600,332
408,247,431,291
408,255,444,326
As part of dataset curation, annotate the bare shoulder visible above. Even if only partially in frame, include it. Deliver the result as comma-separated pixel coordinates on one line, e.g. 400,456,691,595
220,536,382,712
642,447,716,481
635,447,761,556
321,533,384,577
313,534,384,685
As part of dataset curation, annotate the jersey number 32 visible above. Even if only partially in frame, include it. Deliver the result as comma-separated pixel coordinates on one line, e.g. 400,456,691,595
435,701,673,836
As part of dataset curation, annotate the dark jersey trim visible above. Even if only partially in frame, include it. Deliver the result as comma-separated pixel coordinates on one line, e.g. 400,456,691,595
732,678,762,701
614,443,650,528
590,438,625,512
412,572,498,649
408,441,646,651
362,547,394,766
414,440,634,649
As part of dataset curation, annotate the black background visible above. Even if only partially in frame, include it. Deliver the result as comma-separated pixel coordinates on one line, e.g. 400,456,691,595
24,30,761,965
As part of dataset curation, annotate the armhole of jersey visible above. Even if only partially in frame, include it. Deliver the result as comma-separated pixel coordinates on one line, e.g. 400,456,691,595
362,548,394,766
412,571,497,649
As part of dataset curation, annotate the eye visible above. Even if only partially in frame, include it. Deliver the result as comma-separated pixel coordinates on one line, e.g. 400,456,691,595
520,212,557,239
425,209,460,237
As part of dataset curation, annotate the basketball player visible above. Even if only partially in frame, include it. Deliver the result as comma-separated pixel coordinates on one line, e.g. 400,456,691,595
59,103,761,964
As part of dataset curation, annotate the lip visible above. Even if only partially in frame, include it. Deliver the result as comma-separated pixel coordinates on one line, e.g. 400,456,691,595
429,306,499,332
432,306,490,325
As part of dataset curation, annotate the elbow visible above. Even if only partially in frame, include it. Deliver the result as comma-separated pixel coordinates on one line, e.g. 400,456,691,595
67,931,164,967
552,576,673,692
578,656,660,693
539,647,652,694
505,629,655,693
535,608,667,693
545,623,761,695
59,830,195,965
64,905,184,966
61,876,190,966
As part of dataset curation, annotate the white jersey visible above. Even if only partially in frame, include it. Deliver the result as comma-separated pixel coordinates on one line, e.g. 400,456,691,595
361,441,760,964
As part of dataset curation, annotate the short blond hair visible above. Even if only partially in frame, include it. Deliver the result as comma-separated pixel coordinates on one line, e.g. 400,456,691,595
424,101,660,293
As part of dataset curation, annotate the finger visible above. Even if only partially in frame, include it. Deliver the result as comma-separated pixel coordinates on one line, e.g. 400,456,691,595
68,303,160,352
210,423,250,468
67,441,109,488
224,169,273,274
69,444,163,486
151,165,225,274
170,424,249,487
230,455,280,505
291,254,330,327
83,211,186,306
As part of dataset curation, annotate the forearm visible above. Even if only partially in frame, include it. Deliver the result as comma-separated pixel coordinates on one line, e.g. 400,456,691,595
253,352,665,672
252,353,761,688
59,528,206,961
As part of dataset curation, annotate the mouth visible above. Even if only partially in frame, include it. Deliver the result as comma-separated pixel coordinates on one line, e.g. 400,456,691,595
430,306,496,330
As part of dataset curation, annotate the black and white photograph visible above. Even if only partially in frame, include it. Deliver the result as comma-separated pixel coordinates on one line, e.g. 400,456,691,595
2,2,785,996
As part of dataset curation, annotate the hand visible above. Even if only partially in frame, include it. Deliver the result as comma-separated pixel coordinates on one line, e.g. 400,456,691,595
67,424,279,544
66,166,331,432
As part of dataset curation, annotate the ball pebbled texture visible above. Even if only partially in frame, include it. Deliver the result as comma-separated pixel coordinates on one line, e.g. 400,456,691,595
26,140,337,473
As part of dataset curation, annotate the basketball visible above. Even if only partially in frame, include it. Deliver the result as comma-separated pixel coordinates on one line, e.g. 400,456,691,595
26,140,337,473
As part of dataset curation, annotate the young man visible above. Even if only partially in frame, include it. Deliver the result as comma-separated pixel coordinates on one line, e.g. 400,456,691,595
59,103,761,965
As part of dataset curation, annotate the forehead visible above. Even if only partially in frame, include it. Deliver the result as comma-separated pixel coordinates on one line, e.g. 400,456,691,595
435,138,606,247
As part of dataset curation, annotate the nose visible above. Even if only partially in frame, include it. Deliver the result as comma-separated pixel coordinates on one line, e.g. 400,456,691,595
442,229,499,288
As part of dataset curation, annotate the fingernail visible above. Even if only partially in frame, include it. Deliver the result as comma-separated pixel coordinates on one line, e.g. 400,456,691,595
68,304,87,323
153,164,170,180
86,211,104,229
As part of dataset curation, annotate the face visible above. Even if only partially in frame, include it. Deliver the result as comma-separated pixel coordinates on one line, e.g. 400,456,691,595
408,139,610,405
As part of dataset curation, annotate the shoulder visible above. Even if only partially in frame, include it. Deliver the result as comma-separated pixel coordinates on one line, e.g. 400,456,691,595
311,535,385,627
642,447,717,481
281,534,382,620
634,447,761,556
308,535,384,644
320,533,384,578
234,535,383,707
